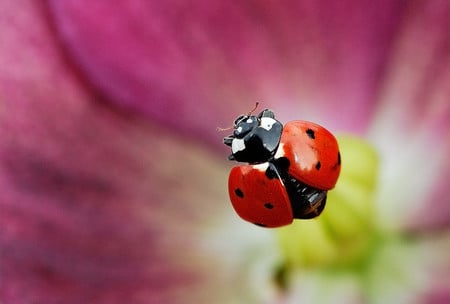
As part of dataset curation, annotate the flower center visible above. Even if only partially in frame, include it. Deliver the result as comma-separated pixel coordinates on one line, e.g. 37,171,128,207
275,135,379,278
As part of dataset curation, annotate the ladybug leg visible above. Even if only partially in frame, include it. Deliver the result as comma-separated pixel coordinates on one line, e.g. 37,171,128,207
296,191,327,219
223,136,237,160
223,136,234,146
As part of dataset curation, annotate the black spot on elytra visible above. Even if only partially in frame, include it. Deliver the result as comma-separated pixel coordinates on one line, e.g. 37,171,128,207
306,128,315,139
254,222,267,227
332,151,341,170
264,202,274,209
235,188,244,198
315,161,321,170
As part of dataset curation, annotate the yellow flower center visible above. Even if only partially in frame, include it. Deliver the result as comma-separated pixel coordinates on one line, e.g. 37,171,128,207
277,135,379,269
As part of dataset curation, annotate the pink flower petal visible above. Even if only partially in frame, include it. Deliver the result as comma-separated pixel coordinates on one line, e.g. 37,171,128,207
368,0,450,230
47,0,404,141
0,2,241,303
420,232,450,303
1,1,449,303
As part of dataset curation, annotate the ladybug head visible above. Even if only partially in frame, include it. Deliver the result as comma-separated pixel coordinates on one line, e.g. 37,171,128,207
223,109,283,164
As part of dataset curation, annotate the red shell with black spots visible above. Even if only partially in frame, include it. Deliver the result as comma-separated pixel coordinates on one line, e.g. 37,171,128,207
228,164,293,228
277,121,341,190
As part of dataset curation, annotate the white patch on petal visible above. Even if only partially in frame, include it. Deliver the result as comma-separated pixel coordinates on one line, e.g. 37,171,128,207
369,121,447,230
201,217,282,303
231,138,246,154
260,117,277,131
287,271,363,304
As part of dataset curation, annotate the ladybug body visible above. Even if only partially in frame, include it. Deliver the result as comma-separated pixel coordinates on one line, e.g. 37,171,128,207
224,108,341,228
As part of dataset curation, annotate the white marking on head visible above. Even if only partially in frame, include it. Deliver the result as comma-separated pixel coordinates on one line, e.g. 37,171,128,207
236,126,243,133
253,163,269,172
231,138,246,154
260,117,277,131
274,143,285,158
246,118,253,123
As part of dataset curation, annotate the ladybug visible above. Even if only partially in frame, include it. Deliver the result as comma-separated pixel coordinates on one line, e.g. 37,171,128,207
223,106,341,228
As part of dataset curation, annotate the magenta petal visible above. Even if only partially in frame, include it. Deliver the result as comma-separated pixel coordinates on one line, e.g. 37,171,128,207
368,0,450,231
47,0,405,140
0,2,236,303
2,1,449,303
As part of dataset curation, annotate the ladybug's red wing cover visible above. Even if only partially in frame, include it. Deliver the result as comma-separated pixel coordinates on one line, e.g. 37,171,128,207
228,164,293,228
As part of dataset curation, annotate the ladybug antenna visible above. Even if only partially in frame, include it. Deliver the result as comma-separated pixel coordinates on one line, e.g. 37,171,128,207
216,125,232,132
247,101,260,116
217,102,260,132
